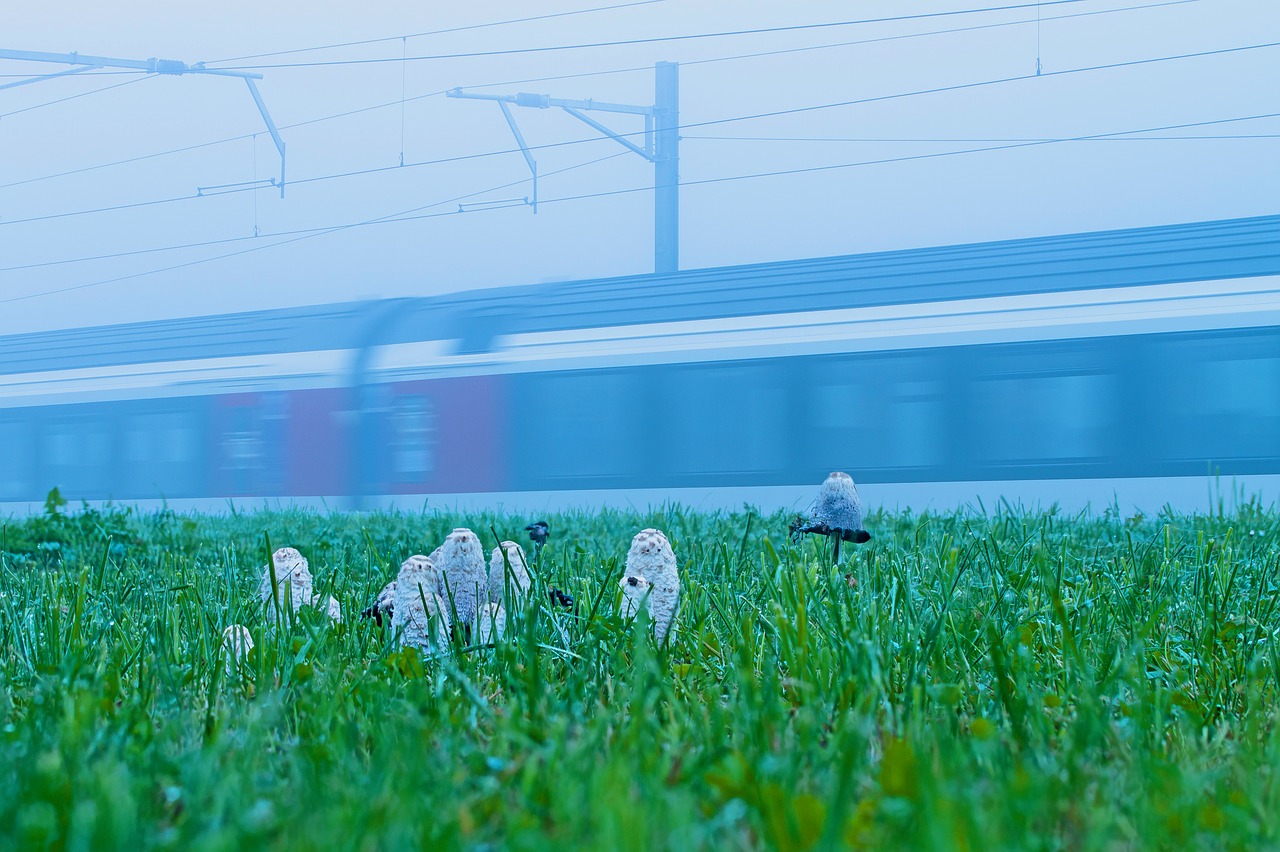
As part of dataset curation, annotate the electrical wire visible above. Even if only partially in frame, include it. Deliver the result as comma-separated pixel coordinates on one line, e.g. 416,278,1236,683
683,132,1280,143
0,152,629,306
2,111,1272,292
0,75,151,119
212,0,1101,70
3,38,1275,229
202,0,670,65
0,0,1197,192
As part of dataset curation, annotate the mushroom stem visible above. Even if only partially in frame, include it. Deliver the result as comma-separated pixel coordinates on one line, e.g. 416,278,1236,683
832,534,841,563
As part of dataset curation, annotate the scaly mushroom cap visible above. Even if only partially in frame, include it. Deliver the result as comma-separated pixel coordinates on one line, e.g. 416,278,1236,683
623,529,680,645
434,528,487,625
487,540,531,607
259,547,314,620
812,471,865,534
391,555,451,651
474,602,507,645
311,594,342,622
220,624,254,674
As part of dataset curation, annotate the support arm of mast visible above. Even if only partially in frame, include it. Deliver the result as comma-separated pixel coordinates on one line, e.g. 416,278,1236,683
0,47,285,195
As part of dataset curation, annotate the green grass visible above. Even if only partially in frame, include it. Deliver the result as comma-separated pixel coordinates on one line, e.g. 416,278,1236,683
2,500,1280,850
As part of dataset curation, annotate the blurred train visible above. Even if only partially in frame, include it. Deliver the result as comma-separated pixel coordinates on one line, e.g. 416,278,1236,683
2,213,1279,516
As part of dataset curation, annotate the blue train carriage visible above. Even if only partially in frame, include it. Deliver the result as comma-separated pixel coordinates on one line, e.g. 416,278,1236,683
1,213,1278,512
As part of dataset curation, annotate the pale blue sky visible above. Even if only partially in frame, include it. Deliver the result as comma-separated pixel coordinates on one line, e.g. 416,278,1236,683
1,0,1276,333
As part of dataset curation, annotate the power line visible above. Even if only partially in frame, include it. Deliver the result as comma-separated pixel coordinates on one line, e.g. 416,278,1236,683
2,111,1273,293
673,0,1200,74
212,0,1100,70
0,75,151,119
0,153,629,306
203,0,670,65
684,132,1280,143
530,113,1280,206
4,38,1275,229
0,0,1194,192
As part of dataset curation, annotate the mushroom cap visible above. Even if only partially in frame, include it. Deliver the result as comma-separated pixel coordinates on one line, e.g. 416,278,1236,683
488,540,531,607
625,529,677,583
474,602,507,645
221,624,254,656
811,471,865,532
258,547,314,617
392,555,452,650
312,594,342,622
433,529,487,624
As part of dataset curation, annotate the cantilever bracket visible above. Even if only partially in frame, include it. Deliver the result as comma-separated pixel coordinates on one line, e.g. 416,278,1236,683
0,47,288,197
448,89,540,212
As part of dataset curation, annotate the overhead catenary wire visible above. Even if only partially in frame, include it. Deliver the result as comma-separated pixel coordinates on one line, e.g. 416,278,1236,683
201,0,671,65
207,0,1101,70
0,152,631,306
3,38,1276,230
1,110,1273,288
0,0,1198,192
0,75,151,119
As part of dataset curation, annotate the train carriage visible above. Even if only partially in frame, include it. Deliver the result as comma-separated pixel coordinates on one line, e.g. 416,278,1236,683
2,213,1278,514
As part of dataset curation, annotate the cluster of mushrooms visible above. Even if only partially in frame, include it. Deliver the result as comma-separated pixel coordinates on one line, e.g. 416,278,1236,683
220,472,868,678
218,522,688,676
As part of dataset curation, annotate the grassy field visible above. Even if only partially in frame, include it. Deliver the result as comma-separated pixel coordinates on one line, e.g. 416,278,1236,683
1,499,1279,850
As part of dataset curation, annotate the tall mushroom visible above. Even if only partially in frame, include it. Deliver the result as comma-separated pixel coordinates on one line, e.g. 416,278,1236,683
621,528,680,645
220,624,254,683
433,528,487,626
487,540,531,609
258,547,314,625
391,554,451,652
790,471,872,561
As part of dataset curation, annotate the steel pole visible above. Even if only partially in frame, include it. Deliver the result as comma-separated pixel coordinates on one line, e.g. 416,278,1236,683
654,61,679,274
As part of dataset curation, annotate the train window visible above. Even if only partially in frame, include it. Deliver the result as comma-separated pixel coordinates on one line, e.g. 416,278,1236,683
126,412,194,465
809,355,945,471
664,362,789,476
390,394,437,481
517,370,644,482
44,416,112,497
971,372,1114,464
123,411,198,498
0,420,29,499
1161,352,1280,463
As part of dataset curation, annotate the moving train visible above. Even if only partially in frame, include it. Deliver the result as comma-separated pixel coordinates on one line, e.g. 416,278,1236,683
2,213,1279,515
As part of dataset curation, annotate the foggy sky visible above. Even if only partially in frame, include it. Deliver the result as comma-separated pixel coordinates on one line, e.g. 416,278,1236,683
1,0,1277,335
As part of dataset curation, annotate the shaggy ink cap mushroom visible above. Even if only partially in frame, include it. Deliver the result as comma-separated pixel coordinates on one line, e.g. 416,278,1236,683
220,624,254,679
391,554,451,652
433,529,487,626
259,547,315,623
797,472,872,561
813,472,867,536
623,529,681,645
487,540,530,608
474,602,507,645
364,553,441,626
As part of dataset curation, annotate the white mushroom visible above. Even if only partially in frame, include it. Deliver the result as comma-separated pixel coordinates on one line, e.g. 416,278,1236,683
220,624,254,681
487,540,530,608
623,529,680,645
311,593,342,622
258,547,314,624
791,471,871,560
433,528,487,625
391,554,451,652
474,602,507,645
